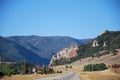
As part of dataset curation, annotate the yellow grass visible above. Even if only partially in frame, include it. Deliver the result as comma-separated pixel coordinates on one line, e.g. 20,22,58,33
80,71,120,80
0,73,58,80
74,65,120,80
1,65,120,80
1,52,120,80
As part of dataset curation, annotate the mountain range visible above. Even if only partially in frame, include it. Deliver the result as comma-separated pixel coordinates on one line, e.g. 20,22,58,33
0,36,90,65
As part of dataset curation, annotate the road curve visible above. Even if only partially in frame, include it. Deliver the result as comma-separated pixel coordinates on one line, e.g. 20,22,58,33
35,72,82,80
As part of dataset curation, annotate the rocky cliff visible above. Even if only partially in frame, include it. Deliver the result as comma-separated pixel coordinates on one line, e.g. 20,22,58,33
50,30,120,66
49,45,78,66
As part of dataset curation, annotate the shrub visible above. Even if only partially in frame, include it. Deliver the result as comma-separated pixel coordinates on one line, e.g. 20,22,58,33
57,71,62,73
70,65,72,69
0,72,4,77
65,65,69,68
84,63,107,71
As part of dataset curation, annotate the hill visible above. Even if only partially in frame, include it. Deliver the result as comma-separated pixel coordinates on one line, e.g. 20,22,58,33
0,36,90,65
72,49,120,66
6,36,89,59
52,30,120,65
0,37,49,65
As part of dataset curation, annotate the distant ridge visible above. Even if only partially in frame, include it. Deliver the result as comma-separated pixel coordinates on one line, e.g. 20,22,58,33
6,36,90,59
0,35,90,65
0,36,49,65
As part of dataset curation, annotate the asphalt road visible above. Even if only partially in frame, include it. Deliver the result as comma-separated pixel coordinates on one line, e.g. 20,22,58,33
35,72,82,80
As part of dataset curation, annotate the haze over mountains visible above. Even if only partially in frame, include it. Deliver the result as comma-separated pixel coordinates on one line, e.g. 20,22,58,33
0,36,90,65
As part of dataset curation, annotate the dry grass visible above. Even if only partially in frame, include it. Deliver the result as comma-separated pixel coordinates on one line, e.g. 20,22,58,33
80,70,120,80
0,65,67,80
0,73,59,80
70,64,120,80
70,51,120,80
1,51,120,80
78,67,120,80
72,52,120,66
1,66,120,80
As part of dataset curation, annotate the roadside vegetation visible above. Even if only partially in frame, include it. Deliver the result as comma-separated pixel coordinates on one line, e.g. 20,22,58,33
0,62,55,78
0,62,33,76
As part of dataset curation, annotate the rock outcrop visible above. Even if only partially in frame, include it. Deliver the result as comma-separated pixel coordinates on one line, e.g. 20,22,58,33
103,41,107,47
49,45,78,66
92,40,99,47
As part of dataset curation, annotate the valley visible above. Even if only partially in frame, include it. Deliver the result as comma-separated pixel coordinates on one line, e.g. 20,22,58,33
1,50,120,80
1,0,120,79
0,36,89,65
0,30,120,80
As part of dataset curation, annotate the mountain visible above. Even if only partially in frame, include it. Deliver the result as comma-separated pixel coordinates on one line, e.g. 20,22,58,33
0,36,49,65
0,36,90,65
51,30,120,65
78,30,120,57
6,36,88,59
78,39,91,44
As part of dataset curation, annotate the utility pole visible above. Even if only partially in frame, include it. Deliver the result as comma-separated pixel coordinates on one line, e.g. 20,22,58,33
1,57,5,74
42,64,44,74
52,64,54,74
0,56,1,72
3,58,5,75
23,57,26,74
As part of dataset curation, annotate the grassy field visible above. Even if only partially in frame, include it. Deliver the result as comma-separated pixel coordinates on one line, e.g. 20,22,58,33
1,52,120,80
1,65,120,80
0,65,67,80
0,73,59,80
72,65,120,80
79,69,120,80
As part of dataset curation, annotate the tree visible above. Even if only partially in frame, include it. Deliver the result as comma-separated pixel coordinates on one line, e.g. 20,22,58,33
84,63,107,71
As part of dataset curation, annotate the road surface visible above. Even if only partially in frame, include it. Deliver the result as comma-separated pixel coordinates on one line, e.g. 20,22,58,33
35,72,82,80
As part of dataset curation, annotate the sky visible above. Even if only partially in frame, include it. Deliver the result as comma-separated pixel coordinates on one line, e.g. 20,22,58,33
0,0,120,39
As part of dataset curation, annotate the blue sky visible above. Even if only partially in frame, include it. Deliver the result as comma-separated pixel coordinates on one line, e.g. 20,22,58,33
0,0,120,39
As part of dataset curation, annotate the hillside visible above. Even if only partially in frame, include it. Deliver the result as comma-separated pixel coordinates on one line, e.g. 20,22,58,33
0,36,90,65
52,30,120,65
49,45,78,66
77,30,120,58
72,49,120,66
0,36,49,65
6,36,88,59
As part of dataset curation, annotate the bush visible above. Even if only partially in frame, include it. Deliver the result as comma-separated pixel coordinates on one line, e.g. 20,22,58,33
70,65,72,69
84,63,108,71
65,65,69,68
0,62,33,76
41,66,54,74
0,72,4,77
57,71,62,73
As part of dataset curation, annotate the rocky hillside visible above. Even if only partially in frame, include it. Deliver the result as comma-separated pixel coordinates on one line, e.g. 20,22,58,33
52,30,120,65
49,45,78,66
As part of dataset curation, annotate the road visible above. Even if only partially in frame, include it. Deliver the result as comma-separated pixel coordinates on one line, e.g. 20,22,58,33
35,72,82,80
